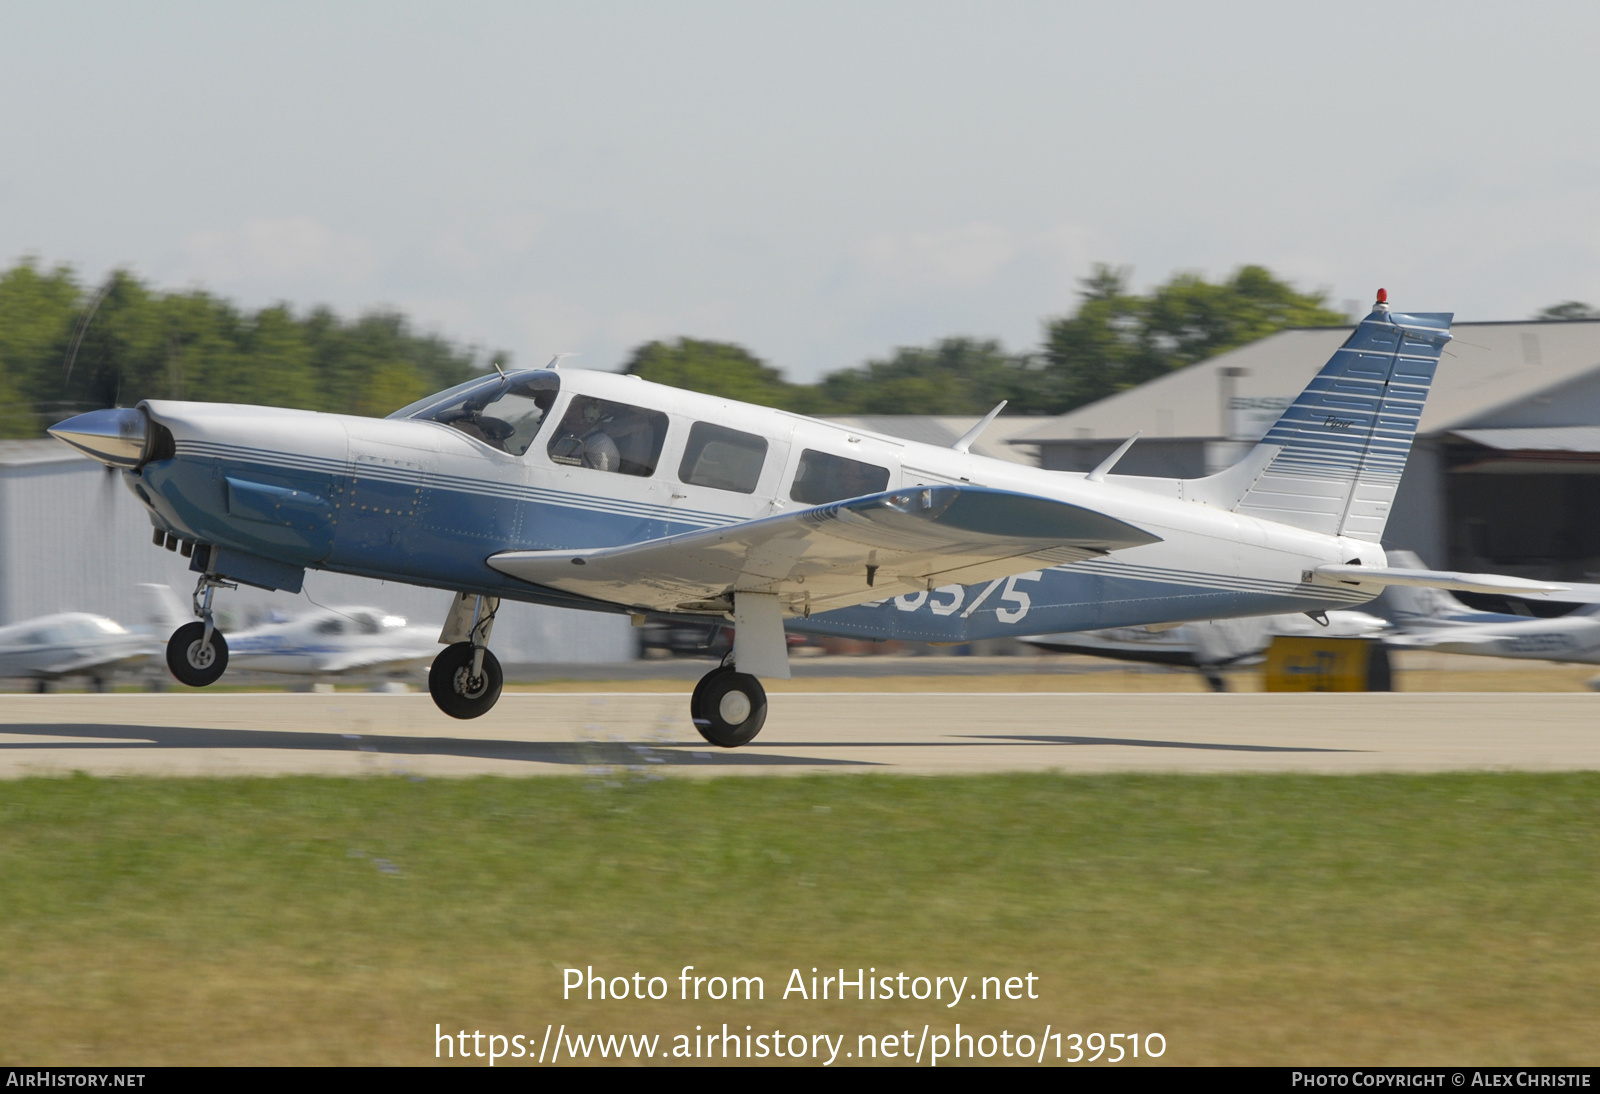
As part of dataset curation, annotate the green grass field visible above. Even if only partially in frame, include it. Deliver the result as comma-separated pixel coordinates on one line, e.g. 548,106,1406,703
2,772,1597,1065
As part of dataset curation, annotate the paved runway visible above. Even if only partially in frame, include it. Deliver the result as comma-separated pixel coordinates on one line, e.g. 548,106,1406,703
0,691,1595,777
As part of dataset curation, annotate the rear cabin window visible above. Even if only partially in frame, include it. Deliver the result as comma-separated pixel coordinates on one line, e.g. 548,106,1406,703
789,448,890,505
678,422,768,494
547,396,669,477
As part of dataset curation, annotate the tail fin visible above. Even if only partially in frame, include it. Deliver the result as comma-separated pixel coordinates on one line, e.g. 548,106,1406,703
133,583,189,634
1189,294,1451,541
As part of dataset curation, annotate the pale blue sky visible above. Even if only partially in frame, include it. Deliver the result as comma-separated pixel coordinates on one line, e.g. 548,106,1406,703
4,1,1598,379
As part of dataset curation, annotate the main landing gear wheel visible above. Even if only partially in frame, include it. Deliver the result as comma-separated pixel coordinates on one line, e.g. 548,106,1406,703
429,641,503,719
691,666,767,748
166,621,230,687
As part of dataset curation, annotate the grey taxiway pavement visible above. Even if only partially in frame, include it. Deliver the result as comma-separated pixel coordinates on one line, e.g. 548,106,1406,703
0,692,1594,777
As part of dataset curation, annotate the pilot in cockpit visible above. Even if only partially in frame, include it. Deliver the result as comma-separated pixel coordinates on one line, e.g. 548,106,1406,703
436,391,501,446
420,374,559,457
549,399,621,471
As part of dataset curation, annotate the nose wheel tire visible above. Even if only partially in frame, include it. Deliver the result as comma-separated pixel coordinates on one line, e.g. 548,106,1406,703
691,667,767,748
429,642,503,719
166,622,230,687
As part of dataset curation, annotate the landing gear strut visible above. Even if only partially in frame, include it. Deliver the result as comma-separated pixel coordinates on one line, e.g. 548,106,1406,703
687,592,786,747
429,593,503,719
167,574,233,687
691,664,768,748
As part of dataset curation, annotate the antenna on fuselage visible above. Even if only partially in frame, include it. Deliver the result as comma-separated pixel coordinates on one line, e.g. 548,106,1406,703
1086,431,1141,482
951,401,1007,454
545,353,579,369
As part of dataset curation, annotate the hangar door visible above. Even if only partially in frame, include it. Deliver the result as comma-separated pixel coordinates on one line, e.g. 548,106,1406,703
1446,428,1600,582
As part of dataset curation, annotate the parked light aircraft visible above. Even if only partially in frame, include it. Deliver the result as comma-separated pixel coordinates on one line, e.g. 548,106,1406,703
50,292,1581,745
1023,609,1390,690
0,584,186,691
0,612,158,691
1377,551,1600,666
224,607,439,678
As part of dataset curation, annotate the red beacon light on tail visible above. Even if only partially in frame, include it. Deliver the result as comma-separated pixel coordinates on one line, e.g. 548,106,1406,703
1374,287,1390,312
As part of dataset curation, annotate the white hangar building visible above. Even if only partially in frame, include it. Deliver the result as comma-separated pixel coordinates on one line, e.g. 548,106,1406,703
0,440,634,662
1011,319,1600,582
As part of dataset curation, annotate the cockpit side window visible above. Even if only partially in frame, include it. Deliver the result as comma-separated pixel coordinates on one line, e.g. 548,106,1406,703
789,449,890,505
401,372,562,456
678,421,768,494
547,396,668,477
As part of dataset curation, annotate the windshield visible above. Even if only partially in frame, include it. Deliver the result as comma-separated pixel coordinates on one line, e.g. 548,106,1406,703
394,371,562,456
387,375,498,421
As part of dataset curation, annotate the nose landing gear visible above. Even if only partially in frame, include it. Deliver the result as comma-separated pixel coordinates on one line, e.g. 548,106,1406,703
429,593,503,719
429,642,504,719
167,621,229,686
167,574,234,687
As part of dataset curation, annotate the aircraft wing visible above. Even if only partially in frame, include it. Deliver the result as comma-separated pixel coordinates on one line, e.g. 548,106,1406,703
310,648,436,675
1383,631,1502,650
33,649,156,678
489,484,1161,616
1315,564,1600,602
1022,628,1202,668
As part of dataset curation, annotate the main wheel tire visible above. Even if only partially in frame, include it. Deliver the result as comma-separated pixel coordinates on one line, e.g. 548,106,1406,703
428,642,503,719
691,669,767,748
690,664,731,720
166,621,230,687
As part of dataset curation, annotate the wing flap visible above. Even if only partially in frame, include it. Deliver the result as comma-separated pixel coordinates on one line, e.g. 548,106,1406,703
489,485,1159,615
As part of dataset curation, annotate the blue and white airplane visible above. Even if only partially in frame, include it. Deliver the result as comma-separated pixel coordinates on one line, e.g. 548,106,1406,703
48,292,1574,745
223,606,440,680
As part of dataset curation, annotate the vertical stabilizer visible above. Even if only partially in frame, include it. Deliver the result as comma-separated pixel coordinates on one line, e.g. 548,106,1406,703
1189,292,1451,541
134,583,189,634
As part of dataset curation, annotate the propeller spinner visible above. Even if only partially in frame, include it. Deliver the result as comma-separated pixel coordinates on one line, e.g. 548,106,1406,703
48,407,151,468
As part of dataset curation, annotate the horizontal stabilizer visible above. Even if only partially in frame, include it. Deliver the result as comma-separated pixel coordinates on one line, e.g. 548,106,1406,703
1315,564,1570,597
489,484,1161,616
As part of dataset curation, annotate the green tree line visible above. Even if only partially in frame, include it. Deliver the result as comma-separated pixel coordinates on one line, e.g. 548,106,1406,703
626,264,1350,417
0,259,1366,438
0,260,502,439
